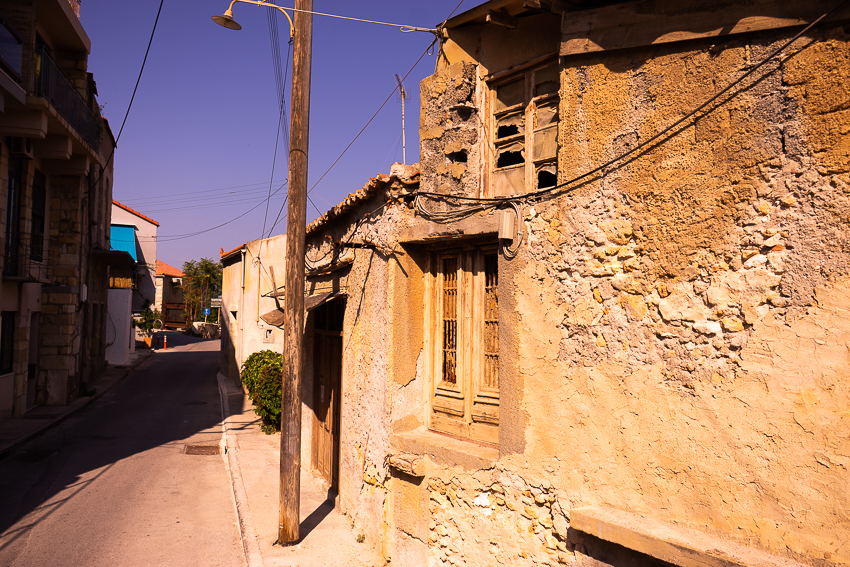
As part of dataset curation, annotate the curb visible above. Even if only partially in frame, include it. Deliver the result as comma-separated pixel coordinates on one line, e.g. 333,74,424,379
0,350,153,459
217,371,264,567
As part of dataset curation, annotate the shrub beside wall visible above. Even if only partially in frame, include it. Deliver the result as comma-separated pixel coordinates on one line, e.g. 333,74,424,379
240,350,283,434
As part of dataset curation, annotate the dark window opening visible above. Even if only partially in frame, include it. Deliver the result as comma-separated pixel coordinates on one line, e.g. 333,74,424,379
497,124,520,139
4,157,23,276
31,170,45,262
1,312,15,374
315,299,344,333
447,151,467,163
537,169,557,189
497,150,524,168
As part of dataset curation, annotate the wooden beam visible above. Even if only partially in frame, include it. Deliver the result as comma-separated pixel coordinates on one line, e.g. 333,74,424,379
486,9,519,29
561,0,850,57
571,506,806,567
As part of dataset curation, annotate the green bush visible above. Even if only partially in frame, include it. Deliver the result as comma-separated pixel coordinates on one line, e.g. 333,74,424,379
133,301,161,337
241,350,283,434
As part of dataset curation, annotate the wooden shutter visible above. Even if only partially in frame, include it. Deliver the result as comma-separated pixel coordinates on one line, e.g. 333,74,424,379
471,250,499,444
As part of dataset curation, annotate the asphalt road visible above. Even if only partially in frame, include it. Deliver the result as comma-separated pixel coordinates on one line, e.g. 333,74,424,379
0,336,245,567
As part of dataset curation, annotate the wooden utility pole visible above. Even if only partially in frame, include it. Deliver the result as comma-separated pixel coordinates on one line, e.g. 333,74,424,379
279,0,312,545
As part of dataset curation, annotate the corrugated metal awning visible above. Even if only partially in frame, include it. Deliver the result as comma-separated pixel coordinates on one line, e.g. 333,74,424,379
260,291,347,328
109,224,137,261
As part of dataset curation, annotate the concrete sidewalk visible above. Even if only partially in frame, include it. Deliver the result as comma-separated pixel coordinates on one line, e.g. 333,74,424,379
217,372,384,567
0,348,153,458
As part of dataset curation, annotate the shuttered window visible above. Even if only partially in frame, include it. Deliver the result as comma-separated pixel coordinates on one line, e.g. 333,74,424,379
491,62,560,197
429,246,499,445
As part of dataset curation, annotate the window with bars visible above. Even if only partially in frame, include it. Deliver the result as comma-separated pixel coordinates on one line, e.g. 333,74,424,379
429,246,499,444
490,62,559,197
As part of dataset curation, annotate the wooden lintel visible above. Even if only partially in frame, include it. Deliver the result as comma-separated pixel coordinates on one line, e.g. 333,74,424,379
560,0,850,57
486,9,519,29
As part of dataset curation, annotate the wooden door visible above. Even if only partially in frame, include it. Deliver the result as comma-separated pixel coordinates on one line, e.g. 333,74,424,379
312,331,342,488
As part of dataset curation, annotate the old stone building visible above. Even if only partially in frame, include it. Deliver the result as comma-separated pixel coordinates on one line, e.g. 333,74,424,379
290,0,850,565
0,0,117,419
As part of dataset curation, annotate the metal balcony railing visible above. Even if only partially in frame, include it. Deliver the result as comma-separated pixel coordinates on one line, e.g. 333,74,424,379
31,45,101,152
3,233,52,282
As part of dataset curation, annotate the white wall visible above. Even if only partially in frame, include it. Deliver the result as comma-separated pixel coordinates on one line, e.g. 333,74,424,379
106,289,132,366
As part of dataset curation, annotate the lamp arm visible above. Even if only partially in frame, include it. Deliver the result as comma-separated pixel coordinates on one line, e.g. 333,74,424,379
228,0,294,37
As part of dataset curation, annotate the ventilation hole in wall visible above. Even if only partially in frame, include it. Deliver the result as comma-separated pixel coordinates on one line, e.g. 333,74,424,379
537,169,557,189
497,151,524,168
455,107,473,121
497,124,520,139
447,151,468,163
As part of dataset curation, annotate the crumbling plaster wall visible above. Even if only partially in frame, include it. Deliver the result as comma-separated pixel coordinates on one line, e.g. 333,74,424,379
303,175,420,556
420,62,482,199
492,26,849,565
412,21,850,567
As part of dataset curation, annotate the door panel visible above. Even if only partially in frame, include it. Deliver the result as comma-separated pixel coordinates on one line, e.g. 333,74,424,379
312,332,341,488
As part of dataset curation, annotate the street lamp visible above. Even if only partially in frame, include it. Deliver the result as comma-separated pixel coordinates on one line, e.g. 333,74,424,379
212,0,294,36
212,0,310,546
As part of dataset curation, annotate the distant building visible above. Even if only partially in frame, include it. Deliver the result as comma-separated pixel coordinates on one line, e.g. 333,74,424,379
219,234,286,384
110,200,158,313
154,260,185,329
0,0,118,419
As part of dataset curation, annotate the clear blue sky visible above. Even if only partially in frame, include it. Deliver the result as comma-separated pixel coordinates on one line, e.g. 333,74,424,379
81,0,467,269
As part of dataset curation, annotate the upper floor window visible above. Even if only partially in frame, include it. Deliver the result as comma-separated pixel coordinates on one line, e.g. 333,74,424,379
490,63,559,196
0,13,23,81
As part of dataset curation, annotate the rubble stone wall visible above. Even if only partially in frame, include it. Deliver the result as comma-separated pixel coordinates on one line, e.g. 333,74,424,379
487,25,850,566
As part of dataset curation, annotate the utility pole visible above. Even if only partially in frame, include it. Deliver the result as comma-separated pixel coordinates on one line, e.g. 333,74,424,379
395,73,408,165
279,0,312,545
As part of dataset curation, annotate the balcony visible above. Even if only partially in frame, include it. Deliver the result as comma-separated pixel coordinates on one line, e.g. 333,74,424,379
3,233,52,282
31,44,101,152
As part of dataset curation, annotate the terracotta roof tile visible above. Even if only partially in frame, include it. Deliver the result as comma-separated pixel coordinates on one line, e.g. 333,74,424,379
156,260,183,277
306,164,419,236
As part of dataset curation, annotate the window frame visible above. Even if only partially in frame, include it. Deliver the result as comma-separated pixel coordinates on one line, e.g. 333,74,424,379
488,61,560,198
425,242,500,445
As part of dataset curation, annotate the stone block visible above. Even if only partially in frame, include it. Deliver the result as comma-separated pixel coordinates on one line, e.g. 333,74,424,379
393,472,428,542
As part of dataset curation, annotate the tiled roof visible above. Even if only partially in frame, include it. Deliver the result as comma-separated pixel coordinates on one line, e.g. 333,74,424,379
306,164,419,236
156,260,183,277
220,244,246,260
113,200,160,227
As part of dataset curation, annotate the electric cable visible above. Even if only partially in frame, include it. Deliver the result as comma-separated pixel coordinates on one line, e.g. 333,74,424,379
120,179,288,204
414,0,849,213
91,0,165,192
155,182,287,241
262,2,438,34
261,18,293,239
266,34,439,236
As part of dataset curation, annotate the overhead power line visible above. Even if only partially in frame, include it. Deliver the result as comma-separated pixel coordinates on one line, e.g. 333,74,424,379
264,2,438,34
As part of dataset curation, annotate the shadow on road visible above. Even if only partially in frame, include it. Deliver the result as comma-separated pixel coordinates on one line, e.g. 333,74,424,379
0,335,238,560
